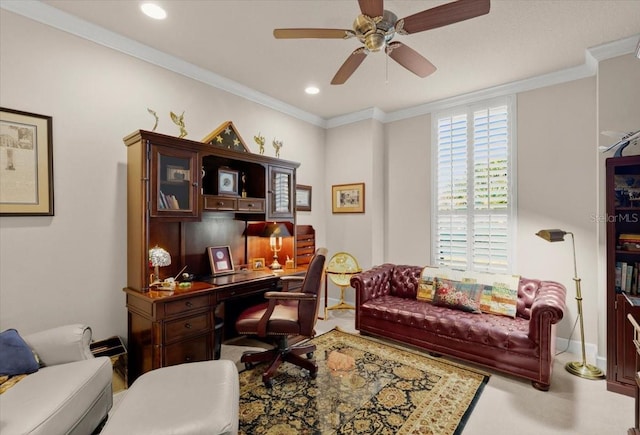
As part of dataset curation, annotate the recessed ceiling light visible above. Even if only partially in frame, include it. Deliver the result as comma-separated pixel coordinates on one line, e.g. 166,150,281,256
305,86,320,95
141,3,167,20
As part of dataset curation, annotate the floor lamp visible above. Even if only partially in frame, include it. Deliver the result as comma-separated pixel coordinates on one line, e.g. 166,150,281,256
536,229,605,379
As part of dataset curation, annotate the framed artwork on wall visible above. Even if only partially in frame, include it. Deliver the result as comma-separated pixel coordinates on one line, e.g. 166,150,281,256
207,246,235,275
0,107,54,216
296,184,312,211
332,182,365,213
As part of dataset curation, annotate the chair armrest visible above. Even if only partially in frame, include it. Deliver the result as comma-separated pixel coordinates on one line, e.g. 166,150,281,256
23,324,94,366
528,281,567,345
264,291,315,301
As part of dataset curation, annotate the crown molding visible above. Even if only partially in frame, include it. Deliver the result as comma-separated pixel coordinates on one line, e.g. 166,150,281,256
0,0,327,128
2,1,637,130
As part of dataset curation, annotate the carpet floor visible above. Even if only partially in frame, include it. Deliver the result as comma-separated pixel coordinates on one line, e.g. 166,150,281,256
238,328,490,435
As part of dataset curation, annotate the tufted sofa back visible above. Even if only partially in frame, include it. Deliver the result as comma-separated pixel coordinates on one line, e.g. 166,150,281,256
382,264,543,320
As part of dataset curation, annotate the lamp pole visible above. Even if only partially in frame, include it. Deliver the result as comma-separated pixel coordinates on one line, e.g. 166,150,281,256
564,232,605,379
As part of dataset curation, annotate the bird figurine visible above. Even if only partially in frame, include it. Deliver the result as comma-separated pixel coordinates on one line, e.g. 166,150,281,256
170,111,187,138
147,108,159,131
599,130,640,157
253,133,265,155
272,138,283,158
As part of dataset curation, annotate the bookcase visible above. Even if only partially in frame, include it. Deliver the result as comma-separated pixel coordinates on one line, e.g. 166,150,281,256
606,154,640,396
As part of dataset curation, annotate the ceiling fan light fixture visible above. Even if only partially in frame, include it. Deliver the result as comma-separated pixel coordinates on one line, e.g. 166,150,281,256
140,3,167,20
364,32,386,52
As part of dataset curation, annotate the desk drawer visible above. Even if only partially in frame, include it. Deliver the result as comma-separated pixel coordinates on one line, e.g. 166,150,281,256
237,198,265,212
164,335,210,366
164,313,211,342
204,196,236,211
164,295,210,317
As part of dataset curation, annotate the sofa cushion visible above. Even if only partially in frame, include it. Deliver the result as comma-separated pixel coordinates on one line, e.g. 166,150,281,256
359,295,535,354
0,329,40,377
432,277,482,313
0,357,113,435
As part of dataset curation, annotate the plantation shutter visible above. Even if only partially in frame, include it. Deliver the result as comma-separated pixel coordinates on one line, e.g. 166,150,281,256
433,97,515,273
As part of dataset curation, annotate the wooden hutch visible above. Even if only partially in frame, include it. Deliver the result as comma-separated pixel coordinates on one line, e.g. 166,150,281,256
123,129,304,384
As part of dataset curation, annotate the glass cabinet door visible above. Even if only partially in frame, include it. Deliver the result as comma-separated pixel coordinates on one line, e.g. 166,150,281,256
150,145,199,218
267,165,294,219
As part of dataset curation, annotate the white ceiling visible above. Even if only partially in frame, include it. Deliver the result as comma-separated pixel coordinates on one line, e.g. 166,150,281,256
27,1,640,122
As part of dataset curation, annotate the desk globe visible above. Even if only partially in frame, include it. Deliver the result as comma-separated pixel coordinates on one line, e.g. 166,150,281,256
325,252,361,318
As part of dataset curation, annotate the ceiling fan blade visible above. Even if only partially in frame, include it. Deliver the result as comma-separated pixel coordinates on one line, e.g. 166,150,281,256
386,42,436,78
358,0,384,18
274,28,353,39
331,49,368,85
400,0,490,34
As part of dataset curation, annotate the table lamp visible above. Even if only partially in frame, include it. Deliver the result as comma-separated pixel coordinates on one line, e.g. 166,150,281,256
261,222,291,269
535,229,605,379
149,245,171,285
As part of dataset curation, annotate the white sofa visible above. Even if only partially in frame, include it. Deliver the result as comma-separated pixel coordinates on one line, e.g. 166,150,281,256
0,324,113,435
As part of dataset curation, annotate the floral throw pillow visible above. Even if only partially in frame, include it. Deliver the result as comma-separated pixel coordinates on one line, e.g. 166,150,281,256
432,277,482,314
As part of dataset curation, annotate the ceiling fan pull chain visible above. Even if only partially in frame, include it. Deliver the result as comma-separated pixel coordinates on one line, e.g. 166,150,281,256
385,49,389,84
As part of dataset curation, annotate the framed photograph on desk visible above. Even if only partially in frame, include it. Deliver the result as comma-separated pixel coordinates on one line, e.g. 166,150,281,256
207,246,234,274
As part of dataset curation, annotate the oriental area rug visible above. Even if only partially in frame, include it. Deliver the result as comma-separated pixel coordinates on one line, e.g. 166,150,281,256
238,328,490,435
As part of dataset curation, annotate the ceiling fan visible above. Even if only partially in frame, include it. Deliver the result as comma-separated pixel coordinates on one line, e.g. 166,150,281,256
273,0,490,85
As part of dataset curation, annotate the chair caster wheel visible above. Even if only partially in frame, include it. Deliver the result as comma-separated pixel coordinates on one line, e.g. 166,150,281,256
264,379,273,388
306,352,314,359
244,362,254,370
309,371,317,380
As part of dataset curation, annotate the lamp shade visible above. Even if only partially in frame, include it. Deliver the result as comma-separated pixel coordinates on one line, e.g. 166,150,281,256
260,222,291,238
149,246,171,267
535,229,567,243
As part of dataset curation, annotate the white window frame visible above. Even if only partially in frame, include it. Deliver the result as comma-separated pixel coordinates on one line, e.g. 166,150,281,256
431,95,517,273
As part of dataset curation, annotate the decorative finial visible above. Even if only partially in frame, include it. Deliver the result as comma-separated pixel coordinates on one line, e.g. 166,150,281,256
147,108,159,131
254,133,265,155
170,111,187,138
272,138,283,158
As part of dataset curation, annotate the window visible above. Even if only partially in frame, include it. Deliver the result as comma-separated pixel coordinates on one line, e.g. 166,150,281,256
432,96,516,273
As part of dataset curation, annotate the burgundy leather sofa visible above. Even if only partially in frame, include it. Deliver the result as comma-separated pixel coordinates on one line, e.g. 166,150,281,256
351,264,567,390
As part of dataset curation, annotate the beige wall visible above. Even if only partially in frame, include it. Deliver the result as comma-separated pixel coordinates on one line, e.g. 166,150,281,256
0,11,326,340
2,8,639,368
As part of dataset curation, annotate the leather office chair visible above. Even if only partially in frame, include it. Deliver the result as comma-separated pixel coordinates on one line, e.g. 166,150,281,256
235,247,327,387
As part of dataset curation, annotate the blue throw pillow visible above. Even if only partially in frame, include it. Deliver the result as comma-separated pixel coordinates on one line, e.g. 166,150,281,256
0,329,40,376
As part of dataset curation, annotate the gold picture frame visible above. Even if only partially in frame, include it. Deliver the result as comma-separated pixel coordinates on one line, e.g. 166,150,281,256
250,257,266,270
0,107,54,216
332,183,365,213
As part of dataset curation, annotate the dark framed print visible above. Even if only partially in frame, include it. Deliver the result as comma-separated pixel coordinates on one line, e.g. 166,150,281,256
332,182,365,213
218,168,239,196
296,184,312,211
166,165,190,183
0,108,54,216
207,246,234,275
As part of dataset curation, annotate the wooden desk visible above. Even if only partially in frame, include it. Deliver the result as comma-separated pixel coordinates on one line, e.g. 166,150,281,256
124,268,306,385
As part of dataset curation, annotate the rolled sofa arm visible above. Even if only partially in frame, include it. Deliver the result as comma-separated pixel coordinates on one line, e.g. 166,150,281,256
23,324,94,366
351,263,395,304
528,281,567,344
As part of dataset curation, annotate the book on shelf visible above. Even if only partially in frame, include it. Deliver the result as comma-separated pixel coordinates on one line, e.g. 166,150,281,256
616,261,639,294
158,191,180,209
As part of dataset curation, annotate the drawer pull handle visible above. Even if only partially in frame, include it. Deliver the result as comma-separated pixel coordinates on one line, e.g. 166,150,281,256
248,203,253,207
185,323,192,329
217,201,224,206
185,301,193,308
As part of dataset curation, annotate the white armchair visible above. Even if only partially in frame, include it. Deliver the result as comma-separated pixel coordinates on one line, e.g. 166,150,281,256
0,324,113,435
